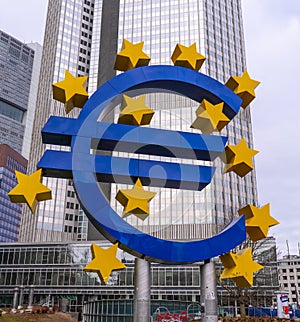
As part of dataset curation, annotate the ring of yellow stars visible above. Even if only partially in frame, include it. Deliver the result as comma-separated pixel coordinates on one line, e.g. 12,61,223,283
84,243,126,285
171,43,206,71
225,70,260,108
222,137,259,177
114,39,150,71
238,203,279,242
118,95,155,126
191,99,230,133
8,169,52,214
52,70,88,114
220,247,264,288
116,178,156,221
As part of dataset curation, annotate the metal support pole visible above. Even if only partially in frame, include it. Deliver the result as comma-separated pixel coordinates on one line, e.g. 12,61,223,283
133,258,151,322
234,299,238,317
12,287,19,310
18,286,24,309
28,285,34,309
200,260,218,322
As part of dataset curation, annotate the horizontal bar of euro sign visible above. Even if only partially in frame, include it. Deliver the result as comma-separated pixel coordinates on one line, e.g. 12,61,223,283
37,149,215,191
42,117,227,161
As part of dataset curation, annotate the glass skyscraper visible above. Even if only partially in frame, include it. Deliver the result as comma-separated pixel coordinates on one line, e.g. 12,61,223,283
0,30,35,154
0,31,39,243
0,144,27,242
110,0,258,242
20,0,258,249
20,0,97,242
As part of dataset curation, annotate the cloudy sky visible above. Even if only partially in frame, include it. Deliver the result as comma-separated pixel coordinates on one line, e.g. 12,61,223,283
0,1,299,257
242,0,300,257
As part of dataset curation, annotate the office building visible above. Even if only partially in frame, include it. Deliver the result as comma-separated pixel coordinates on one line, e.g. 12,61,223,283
0,30,34,153
0,32,41,243
0,240,278,318
0,32,42,159
21,42,43,159
0,241,202,315
111,0,258,241
278,255,300,308
20,0,97,242
0,144,27,242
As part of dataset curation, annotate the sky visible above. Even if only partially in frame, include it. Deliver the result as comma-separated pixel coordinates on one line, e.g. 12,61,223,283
0,1,299,257
242,0,300,257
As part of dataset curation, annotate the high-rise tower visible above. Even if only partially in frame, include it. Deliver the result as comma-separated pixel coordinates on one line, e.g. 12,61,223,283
20,0,97,242
0,30,35,153
19,0,258,245
110,0,258,241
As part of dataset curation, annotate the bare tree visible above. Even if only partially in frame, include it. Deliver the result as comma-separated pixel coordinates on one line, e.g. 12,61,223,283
216,237,278,316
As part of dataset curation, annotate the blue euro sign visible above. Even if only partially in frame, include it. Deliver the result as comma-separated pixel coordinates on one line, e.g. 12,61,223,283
38,65,246,263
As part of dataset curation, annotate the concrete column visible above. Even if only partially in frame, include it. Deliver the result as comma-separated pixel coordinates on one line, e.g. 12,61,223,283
97,0,120,87
60,298,68,313
18,286,24,309
28,285,34,308
234,299,238,317
133,258,151,322
12,287,19,309
200,260,218,322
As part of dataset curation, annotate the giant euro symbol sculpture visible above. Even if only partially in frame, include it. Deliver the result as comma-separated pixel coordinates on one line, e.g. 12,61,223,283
38,65,247,264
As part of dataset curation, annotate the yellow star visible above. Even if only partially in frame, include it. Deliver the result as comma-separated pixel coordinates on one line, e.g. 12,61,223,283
84,243,126,285
114,39,150,71
116,179,156,220
220,248,264,288
223,138,259,177
118,95,155,126
171,43,206,71
52,70,88,114
8,169,52,214
225,70,260,108
238,203,279,242
191,99,230,133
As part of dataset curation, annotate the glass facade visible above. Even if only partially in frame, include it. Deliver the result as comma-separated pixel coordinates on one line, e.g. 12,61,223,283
0,243,201,290
20,0,96,243
0,240,279,316
0,241,204,314
0,145,27,242
0,31,34,110
98,0,257,241
0,113,24,154
0,30,34,153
